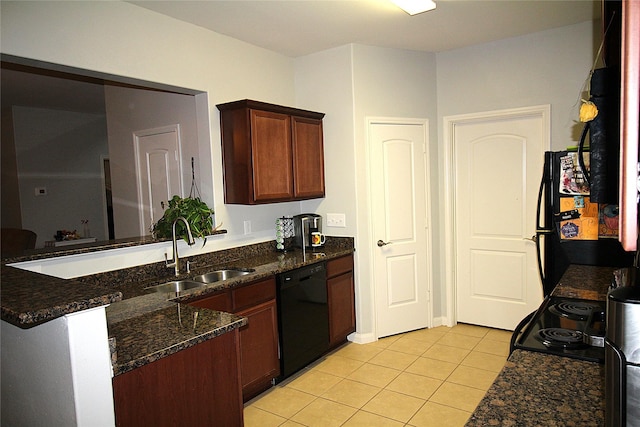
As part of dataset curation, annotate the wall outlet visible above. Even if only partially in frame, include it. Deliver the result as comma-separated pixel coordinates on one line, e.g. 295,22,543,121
326,213,346,228
243,220,251,235
34,187,47,196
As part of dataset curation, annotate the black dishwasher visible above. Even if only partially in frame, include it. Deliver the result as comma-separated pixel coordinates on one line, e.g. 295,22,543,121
276,262,329,381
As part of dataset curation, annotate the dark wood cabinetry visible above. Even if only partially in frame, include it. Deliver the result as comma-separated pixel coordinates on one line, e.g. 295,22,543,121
188,277,280,401
236,299,279,400
217,99,325,204
112,329,243,427
188,290,231,311
326,254,356,348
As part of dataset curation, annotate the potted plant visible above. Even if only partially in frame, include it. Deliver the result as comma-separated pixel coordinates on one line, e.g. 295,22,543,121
151,195,215,243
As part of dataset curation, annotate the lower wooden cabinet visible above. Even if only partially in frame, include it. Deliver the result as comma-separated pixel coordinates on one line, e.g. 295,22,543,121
237,298,279,400
187,277,280,401
188,290,231,311
327,254,356,348
112,329,243,427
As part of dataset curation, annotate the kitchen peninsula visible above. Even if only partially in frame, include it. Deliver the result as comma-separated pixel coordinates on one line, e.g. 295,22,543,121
1,237,355,426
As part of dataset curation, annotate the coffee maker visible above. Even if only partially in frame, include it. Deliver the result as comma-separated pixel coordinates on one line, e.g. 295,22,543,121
293,214,323,249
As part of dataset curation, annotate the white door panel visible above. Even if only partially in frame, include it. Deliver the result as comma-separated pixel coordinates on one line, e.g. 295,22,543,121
134,125,182,236
453,110,547,330
387,254,419,305
369,119,432,338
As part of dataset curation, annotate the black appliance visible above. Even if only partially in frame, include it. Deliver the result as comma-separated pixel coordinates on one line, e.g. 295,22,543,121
605,284,640,427
511,151,633,362
275,262,329,381
534,151,632,297
511,295,606,363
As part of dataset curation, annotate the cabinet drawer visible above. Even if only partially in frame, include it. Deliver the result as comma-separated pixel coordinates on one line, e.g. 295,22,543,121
327,254,354,278
188,290,232,312
233,277,276,312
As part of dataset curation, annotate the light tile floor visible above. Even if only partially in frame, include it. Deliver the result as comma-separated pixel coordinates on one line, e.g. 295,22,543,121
244,324,512,427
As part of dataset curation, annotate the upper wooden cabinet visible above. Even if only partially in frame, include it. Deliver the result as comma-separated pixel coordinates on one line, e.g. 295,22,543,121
217,99,326,204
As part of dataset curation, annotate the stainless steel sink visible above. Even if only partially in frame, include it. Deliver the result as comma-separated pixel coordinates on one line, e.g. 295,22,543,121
145,280,207,293
192,268,255,284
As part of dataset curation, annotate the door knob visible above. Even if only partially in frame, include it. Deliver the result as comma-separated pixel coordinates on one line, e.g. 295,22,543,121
523,235,538,243
377,240,390,247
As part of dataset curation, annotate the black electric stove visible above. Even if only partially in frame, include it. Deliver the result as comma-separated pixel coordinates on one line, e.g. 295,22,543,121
511,295,606,363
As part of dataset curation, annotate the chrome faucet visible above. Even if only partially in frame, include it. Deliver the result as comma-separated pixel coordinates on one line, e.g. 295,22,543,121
165,217,196,276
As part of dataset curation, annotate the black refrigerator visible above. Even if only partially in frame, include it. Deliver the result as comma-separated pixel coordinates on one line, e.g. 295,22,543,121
535,151,634,296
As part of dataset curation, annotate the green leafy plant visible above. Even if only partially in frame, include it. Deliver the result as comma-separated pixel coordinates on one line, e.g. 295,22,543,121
151,195,215,243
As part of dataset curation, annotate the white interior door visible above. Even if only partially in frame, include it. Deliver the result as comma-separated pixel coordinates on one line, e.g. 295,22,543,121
134,125,183,235
453,107,547,330
369,119,432,338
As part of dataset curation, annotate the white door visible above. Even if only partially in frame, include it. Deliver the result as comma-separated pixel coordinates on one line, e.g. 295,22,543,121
369,119,432,338
134,125,183,235
452,107,548,330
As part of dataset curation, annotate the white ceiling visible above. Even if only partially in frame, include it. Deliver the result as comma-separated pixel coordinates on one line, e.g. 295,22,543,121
130,0,601,58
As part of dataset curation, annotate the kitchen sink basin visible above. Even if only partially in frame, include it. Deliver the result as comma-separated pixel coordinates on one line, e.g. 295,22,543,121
192,268,255,284
145,280,207,293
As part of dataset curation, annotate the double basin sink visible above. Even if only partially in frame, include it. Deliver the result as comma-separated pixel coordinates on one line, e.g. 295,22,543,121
145,268,255,294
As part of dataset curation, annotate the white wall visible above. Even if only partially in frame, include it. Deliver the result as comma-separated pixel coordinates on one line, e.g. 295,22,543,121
104,85,201,238
294,45,438,338
351,45,438,333
2,1,600,334
1,307,114,427
12,106,108,247
435,20,599,319
1,1,302,245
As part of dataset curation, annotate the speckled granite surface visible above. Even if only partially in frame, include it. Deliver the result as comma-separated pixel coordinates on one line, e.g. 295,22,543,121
104,238,353,375
0,265,122,327
1,236,354,375
466,350,605,427
107,302,247,376
552,265,618,301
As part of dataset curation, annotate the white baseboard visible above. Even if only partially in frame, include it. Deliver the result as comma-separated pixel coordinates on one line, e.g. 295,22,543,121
347,331,376,344
431,316,451,328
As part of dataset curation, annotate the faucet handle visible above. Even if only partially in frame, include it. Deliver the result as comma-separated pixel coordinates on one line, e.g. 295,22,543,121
186,260,195,274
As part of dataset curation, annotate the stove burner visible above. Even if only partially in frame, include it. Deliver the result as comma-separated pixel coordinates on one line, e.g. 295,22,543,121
549,301,600,320
535,328,586,349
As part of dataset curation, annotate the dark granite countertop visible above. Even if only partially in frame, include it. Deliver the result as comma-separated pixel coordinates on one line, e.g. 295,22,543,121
1,236,354,375
552,264,618,301
0,264,122,328
467,264,615,426
466,350,604,427
107,302,247,376
103,238,353,375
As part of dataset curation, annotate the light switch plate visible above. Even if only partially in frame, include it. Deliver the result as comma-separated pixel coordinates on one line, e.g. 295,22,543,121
243,220,251,234
326,213,346,227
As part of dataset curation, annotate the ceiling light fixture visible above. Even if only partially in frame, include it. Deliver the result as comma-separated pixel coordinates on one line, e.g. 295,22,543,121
392,0,437,15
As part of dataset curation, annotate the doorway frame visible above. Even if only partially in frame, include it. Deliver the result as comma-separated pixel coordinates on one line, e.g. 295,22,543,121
442,105,551,327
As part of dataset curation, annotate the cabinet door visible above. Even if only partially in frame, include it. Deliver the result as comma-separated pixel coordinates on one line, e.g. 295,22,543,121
292,116,325,199
328,271,356,348
232,277,276,312
237,299,280,401
250,109,294,201
113,329,243,427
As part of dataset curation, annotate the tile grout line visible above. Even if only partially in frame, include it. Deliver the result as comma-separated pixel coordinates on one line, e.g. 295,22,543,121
245,326,510,427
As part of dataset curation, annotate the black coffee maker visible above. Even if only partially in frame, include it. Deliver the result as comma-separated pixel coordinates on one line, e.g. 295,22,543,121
293,214,323,249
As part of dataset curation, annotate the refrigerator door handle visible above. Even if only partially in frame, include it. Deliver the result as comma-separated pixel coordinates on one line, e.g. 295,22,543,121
524,231,555,243
536,167,546,231
535,171,552,286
